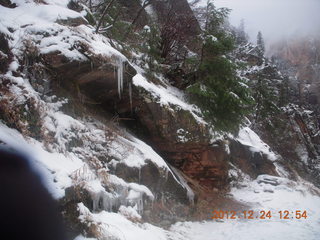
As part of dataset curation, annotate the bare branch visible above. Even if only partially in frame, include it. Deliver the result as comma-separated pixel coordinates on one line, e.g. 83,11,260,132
122,0,151,41
95,0,117,34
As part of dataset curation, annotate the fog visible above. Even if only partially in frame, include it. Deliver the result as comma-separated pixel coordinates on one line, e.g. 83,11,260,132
198,0,320,47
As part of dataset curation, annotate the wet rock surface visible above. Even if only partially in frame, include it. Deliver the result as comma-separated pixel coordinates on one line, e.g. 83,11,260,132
229,139,278,179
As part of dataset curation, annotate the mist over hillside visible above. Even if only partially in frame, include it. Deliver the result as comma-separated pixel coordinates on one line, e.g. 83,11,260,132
199,0,320,49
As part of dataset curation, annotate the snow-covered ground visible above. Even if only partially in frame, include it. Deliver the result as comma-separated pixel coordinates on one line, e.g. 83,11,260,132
74,174,320,240
170,175,320,240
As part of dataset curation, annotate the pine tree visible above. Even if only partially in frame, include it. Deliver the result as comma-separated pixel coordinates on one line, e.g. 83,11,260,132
251,75,279,125
187,1,253,132
257,31,265,57
236,19,248,44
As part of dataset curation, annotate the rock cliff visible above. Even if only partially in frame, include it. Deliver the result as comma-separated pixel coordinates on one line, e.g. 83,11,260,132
0,1,319,240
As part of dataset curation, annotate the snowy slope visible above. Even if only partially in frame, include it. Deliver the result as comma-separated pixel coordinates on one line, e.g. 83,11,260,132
5,116,317,240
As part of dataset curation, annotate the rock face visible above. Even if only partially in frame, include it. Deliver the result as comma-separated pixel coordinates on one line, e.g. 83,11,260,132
46,50,231,192
37,0,231,197
264,37,320,187
128,91,230,191
111,160,193,225
270,36,320,105
150,0,201,63
42,41,291,201
173,145,229,190
255,106,320,187
151,0,201,38
42,48,231,197
234,41,320,188
43,49,137,112
41,50,192,193
229,139,278,179
41,44,231,194
118,0,149,29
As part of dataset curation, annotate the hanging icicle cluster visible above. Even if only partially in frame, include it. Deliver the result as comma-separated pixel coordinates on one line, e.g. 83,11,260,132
117,58,124,99
115,57,133,113
129,82,133,112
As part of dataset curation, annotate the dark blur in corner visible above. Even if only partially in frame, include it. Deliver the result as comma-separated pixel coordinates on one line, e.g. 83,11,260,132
0,146,67,240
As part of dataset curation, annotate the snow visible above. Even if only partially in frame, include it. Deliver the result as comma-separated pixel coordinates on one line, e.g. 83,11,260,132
0,3,84,27
0,0,127,70
132,73,206,124
207,35,217,42
85,179,106,194
295,144,309,165
171,167,195,204
0,72,174,201
73,172,320,240
74,235,96,240
128,183,154,200
44,111,85,152
237,127,277,161
110,135,195,201
108,134,174,170
118,205,142,220
77,203,174,240
177,128,190,143
170,174,320,240
127,190,142,201
124,136,169,168
143,25,151,33
171,217,319,240
0,119,155,209
0,123,84,198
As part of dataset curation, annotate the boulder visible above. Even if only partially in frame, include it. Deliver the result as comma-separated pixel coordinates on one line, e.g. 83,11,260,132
130,94,230,191
229,139,278,178
0,0,16,8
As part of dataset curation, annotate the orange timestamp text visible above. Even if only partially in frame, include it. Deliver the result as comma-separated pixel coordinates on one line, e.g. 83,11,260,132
210,210,308,220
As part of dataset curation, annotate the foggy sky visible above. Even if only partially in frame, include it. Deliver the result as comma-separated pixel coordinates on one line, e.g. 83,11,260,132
199,0,320,46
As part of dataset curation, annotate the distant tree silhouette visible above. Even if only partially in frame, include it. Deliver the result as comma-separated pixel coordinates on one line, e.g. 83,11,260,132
236,19,248,44
257,31,265,57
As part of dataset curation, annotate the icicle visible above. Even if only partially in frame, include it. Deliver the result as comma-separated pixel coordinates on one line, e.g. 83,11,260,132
117,58,124,99
138,196,143,215
92,192,101,212
165,168,168,181
138,167,141,184
129,82,133,113
102,193,108,211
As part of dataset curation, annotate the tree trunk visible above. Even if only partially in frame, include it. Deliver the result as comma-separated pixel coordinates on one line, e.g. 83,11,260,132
122,0,150,41
95,0,116,34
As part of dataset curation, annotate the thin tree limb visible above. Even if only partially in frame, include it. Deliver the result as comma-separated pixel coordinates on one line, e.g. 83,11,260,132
122,0,151,41
95,0,116,33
